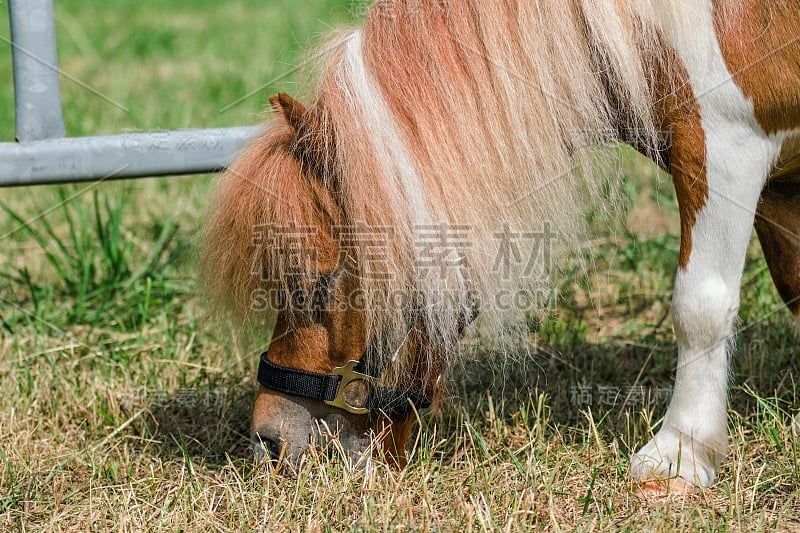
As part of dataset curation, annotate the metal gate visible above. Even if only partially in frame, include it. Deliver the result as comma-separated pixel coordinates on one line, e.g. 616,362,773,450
0,0,260,187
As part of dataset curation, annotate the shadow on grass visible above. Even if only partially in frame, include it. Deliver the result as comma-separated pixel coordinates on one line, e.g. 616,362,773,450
138,380,255,467
132,319,798,469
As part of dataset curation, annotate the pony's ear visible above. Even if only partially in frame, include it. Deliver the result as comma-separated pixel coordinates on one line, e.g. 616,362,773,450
270,93,331,181
270,93,310,132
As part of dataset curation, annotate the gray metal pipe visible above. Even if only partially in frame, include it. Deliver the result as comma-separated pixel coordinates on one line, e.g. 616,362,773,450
4,2,264,188
8,0,66,141
0,127,261,187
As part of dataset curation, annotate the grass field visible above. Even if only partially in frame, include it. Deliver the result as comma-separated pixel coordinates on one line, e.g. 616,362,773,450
1,1,799,530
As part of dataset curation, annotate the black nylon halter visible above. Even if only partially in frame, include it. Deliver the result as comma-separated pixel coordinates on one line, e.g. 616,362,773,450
257,354,431,416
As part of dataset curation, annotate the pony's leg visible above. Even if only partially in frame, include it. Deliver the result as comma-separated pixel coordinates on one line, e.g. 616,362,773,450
755,174,800,437
630,127,784,487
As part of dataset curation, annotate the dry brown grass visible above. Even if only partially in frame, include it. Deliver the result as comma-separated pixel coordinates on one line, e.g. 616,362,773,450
1,1,799,530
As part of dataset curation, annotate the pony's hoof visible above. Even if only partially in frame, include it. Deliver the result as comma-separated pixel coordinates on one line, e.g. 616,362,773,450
630,429,717,488
638,477,695,496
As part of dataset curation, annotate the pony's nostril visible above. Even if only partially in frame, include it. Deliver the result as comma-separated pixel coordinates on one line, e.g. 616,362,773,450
253,436,282,462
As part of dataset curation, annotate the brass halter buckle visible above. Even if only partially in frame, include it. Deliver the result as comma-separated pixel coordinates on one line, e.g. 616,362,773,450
324,360,377,415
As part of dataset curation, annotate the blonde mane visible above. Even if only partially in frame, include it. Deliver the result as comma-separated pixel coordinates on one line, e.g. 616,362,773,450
202,0,663,375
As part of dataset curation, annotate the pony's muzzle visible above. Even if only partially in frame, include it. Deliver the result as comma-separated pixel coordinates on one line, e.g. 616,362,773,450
251,385,379,469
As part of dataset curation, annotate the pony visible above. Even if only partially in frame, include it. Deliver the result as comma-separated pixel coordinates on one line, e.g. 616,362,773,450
201,0,800,488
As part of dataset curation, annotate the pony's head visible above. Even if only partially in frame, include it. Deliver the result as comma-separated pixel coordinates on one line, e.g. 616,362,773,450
201,93,441,466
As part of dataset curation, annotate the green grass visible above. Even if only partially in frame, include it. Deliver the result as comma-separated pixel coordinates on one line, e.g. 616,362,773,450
1,1,799,530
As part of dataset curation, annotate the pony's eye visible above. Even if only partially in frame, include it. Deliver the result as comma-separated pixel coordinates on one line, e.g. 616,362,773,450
290,288,310,310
